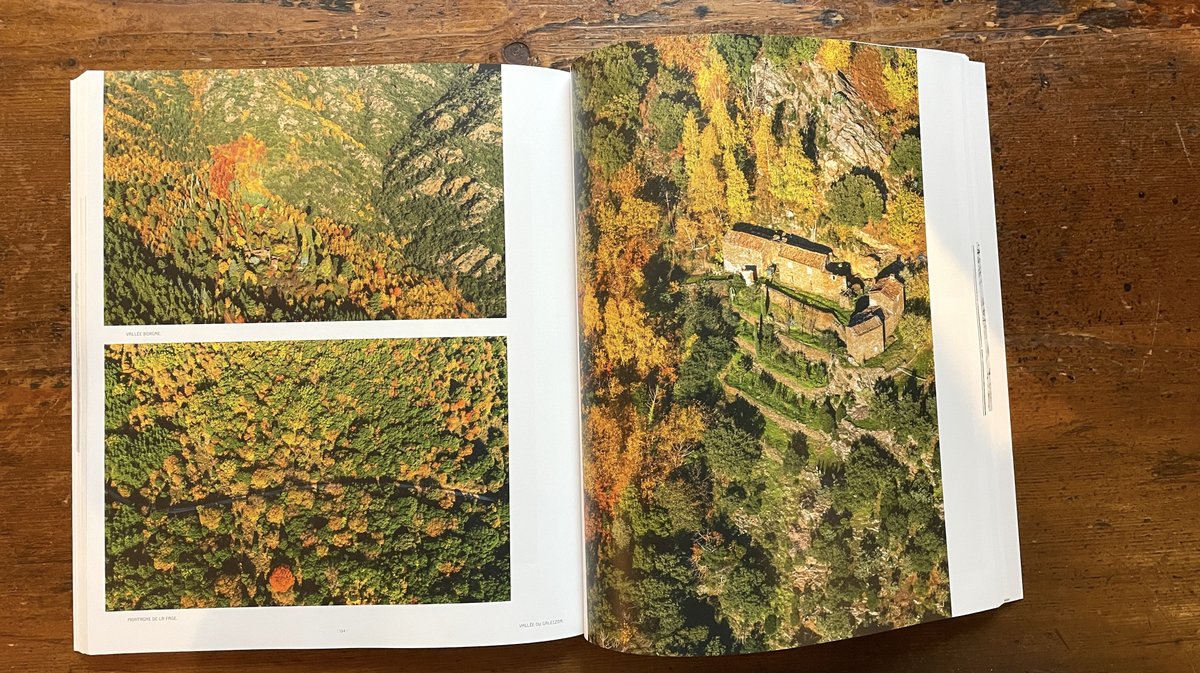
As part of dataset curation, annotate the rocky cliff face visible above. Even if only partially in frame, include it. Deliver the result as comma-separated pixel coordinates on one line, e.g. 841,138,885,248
748,59,889,185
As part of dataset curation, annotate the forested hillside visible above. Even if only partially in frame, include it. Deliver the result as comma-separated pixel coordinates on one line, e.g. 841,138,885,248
104,337,510,609
575,36,946,655
103,64,506,324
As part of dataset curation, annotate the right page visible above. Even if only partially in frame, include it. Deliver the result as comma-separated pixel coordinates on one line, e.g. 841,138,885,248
572,35,1020,655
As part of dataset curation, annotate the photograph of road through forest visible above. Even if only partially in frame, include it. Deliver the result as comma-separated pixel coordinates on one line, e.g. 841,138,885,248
104,337,510,609
103,64,506,325
575,36,947,654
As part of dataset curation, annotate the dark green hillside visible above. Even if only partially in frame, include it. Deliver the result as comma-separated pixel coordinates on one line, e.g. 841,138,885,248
104,64,506,325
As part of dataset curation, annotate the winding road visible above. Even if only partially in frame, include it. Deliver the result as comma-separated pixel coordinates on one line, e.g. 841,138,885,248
106,475,503,516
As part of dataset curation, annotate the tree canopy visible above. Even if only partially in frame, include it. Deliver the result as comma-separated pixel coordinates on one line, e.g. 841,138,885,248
105,337,510,609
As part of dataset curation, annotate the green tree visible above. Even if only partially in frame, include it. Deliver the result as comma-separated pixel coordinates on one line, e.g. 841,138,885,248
888,134,922,186
762,36,821,67
825,173,884,228
711,35,762,89
673,289,738,404
577,43,650,129
703,417,762,486
647,96,688,152
589,121,633,176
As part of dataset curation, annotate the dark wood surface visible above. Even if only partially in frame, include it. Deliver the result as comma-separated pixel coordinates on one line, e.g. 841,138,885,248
2,1,1198,670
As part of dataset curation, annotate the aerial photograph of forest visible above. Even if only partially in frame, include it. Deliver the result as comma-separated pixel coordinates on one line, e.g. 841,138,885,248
575,36,946,654
104,337,510,609
103,64,506,325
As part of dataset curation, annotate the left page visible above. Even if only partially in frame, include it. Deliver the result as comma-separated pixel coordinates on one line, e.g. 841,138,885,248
71,63,584,654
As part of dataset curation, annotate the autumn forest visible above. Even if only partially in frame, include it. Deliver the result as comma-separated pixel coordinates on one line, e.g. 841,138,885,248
104,337,510,609
103,64,506,325
576,36,947,654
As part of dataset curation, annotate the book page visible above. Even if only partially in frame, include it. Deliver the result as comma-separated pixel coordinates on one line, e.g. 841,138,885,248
572,35,1017,655
71,63,583,654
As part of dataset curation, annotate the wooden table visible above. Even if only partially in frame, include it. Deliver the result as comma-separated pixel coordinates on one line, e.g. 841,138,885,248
2,1,1197,670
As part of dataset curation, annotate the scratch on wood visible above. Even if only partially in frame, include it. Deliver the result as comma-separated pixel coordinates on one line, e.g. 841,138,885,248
1175,121,1193,169
277,0,360,11
1017,39,1050,70
1140,292,1161,375
995,0,1066,20
1054,627,1071,651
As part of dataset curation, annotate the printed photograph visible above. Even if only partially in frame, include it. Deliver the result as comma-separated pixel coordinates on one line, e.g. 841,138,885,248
104,337,510,609
574,36,945,654
103,64,506,325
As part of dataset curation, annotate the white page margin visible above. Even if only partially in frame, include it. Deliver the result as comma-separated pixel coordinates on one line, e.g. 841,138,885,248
918,49,1022,617
966,60,1023,605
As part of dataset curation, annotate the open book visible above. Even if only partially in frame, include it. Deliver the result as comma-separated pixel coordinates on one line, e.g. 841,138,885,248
70,35,1021,656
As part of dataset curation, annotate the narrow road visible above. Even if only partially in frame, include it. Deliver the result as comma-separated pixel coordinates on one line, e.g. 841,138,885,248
107,475,503,516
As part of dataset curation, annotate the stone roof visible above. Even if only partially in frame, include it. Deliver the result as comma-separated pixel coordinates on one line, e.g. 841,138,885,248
723,229,777,256
871,276,904,300
722,225,830,270
848,309,883,336
776,243,828,268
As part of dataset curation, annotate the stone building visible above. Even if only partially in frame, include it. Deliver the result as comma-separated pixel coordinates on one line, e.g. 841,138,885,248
722,223,910,365
867,276,905,340
845,308,885,363
721,224,847,299
843,276,907,362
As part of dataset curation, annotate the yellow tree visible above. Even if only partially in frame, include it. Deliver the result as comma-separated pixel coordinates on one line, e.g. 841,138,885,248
884,49,919,109
723,148,752,222
655,35,710,73
681,111,702,183
598,294,675,381
750,109,778,201
886,186,925,253
690,125,725,214
769,134,819,226
817,39,852,73
638,405,704,497
587,170,677,384
696,45,731,112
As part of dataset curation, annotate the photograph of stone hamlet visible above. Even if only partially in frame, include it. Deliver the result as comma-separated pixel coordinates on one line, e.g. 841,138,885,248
575,36,947,654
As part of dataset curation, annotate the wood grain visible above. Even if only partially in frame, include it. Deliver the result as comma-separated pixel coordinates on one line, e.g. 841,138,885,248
1,0,1197,670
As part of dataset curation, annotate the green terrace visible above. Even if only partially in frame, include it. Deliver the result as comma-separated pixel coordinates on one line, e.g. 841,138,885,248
782,327,846,357
759,417,842,474
765,280,853,325
732,287,846,363
724,355,837,434
745,327,831,389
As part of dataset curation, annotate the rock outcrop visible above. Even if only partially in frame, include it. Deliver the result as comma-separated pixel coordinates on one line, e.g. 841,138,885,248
748,59,889,185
